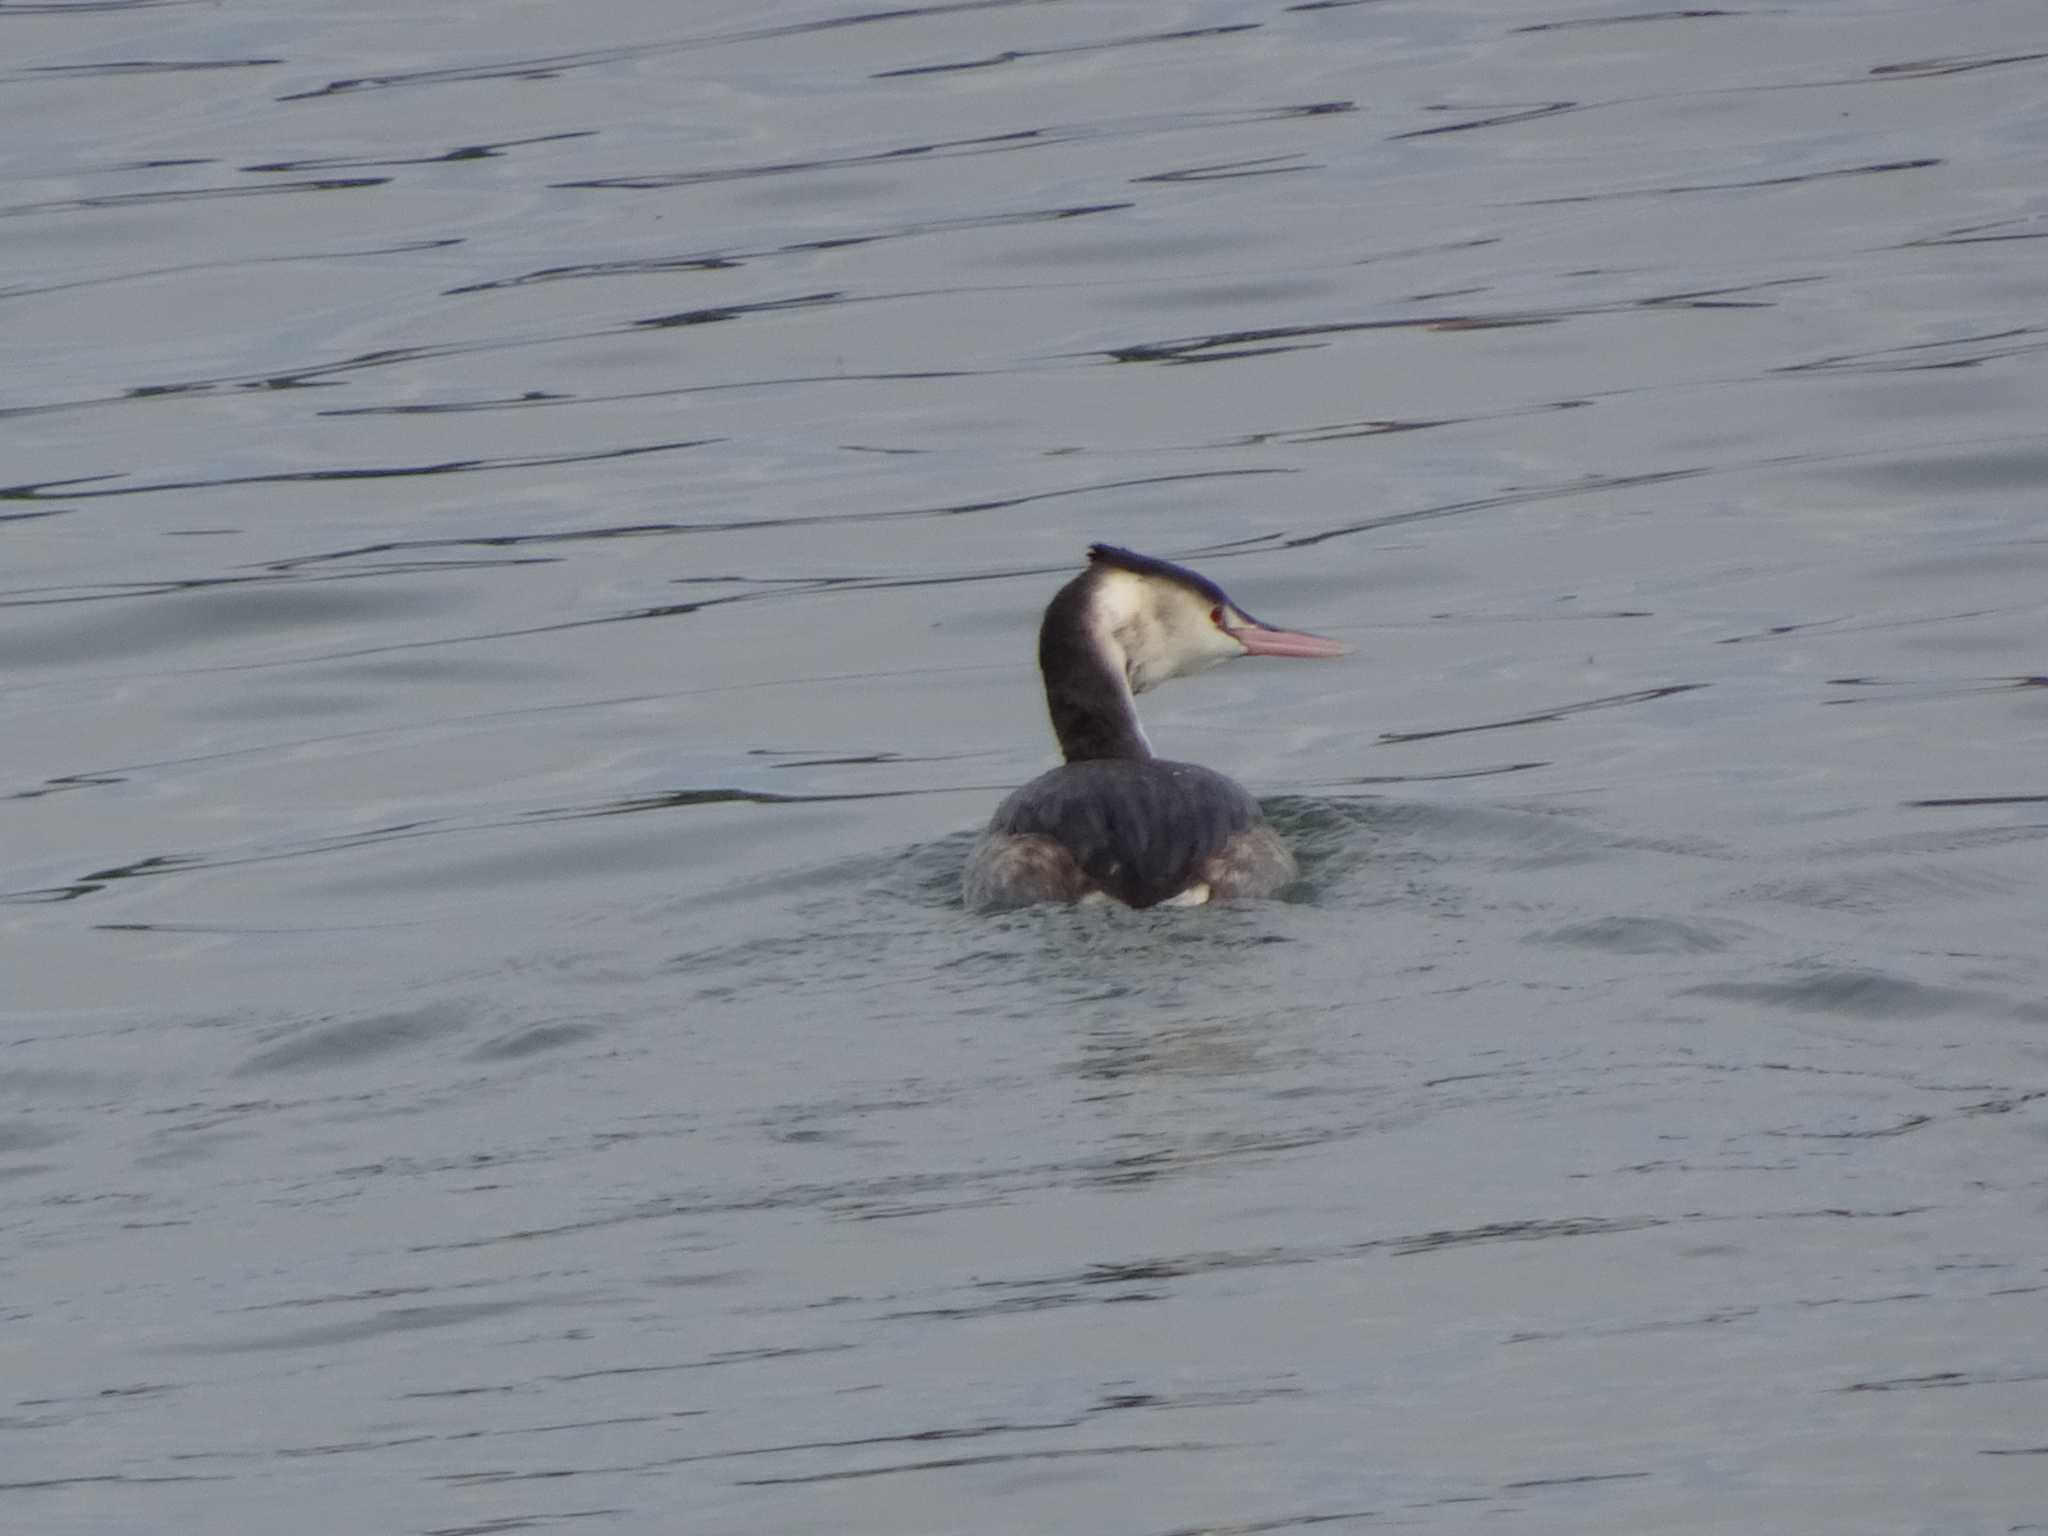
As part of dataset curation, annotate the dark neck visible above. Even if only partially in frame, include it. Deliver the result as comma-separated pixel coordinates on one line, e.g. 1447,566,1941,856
1038,571,1150,762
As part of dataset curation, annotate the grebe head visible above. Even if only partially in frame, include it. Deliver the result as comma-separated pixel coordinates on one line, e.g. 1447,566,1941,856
1082,544,1347,694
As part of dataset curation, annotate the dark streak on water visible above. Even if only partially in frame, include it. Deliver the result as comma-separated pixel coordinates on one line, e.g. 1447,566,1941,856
4,1,2048,1533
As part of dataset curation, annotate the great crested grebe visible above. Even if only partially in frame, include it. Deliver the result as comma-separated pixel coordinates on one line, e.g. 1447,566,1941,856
963,545,1345,912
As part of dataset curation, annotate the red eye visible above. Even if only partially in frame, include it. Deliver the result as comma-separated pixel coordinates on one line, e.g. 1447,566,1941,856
1210,604,1226,626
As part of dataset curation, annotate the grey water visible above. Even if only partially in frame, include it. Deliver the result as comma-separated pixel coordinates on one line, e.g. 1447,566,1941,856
4,1,2047,1531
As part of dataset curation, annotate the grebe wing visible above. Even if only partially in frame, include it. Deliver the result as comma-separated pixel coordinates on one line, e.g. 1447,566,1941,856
983,759,1263,909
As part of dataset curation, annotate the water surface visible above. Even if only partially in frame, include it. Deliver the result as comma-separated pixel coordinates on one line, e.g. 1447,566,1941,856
4,2,2046,1532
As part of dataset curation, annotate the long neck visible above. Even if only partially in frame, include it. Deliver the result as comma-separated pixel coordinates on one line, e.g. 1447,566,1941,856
1038,573,1151,762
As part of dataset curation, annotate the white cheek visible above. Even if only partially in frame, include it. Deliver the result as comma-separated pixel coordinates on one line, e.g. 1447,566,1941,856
1186,626,1244,673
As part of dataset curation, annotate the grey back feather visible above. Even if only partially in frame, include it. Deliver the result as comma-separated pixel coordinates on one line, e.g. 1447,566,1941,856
985,758,1262,908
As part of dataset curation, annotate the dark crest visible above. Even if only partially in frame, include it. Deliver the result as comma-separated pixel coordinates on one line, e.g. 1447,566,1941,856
1086,544,1232,610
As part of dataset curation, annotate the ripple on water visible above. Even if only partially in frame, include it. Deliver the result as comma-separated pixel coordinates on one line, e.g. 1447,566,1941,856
233,1000,478,1077
1533,915,1733,955
1683,970,1994,1020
